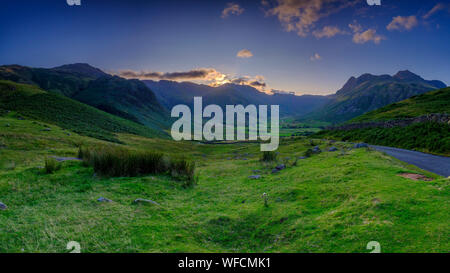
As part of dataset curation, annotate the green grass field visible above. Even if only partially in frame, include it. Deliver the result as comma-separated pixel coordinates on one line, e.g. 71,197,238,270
0,114,448,253
0,80,166,143
350,87,450,123
315,87,450,156
316,122,450,156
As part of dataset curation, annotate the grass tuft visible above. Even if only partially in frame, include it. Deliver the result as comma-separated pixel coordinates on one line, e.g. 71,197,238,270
261,151,277,162
44,157,61,174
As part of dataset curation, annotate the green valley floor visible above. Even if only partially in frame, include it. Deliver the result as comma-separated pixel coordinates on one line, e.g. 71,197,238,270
0,113,448,253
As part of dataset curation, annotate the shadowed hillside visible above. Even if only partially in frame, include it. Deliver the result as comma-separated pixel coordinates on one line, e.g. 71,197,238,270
0,64,170,132
304,70,446,123
0,80,166,142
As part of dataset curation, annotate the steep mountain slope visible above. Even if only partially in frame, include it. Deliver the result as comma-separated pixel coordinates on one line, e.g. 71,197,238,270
0,80,165,142
73,76,169,130
0,64,170,131
144,80,330,116
305,70,446,123
316,87,450,155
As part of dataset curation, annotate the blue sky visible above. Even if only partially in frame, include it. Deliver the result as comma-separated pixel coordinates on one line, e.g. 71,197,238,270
0,0,449,95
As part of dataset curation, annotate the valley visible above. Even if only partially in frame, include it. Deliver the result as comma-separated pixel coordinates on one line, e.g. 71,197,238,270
0,112,448,252
0,63,448,253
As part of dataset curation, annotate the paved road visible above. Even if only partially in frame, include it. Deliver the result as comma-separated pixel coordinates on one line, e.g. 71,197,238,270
370,145,450,177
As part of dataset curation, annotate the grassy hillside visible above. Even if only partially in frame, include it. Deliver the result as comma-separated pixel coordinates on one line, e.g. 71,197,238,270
0,80,166,142
351,87,450,122
0,114,448,252
0,64,170,132
73,76,170,131
316,87,450,156
316,122,450,156
0,65,95,97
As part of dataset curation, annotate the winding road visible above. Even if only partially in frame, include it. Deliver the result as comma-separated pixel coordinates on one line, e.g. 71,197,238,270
370,145,450,177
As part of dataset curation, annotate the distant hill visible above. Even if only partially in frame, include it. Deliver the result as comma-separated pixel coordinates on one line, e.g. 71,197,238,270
52,63,108,78
0,64,170,132
304,70,446,123
0,80,165,142
144,80,330,117
315,87,450,156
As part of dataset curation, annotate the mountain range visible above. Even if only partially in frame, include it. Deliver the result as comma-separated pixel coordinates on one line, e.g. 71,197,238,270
0,63,447,138
144,80,330,117
303,70,446,123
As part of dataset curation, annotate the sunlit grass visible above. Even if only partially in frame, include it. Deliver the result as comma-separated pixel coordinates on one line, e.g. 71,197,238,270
0,114,448,253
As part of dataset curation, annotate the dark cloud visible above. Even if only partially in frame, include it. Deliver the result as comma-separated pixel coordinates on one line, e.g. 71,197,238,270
117,68,224,81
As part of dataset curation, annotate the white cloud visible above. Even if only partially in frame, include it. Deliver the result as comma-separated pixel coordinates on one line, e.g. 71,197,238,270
236,49,253,58
221,3,244,18
349,21,384,44
310,53,322,61
387,16,418,31
352,29,384,44
348,22,362,33
264,0,358,37
423,3,446,19
312,26,344,38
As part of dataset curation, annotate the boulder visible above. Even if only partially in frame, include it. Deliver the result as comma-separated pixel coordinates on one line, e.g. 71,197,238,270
248,175,261,179
328,147,338,152
97,197,112,202
134,198,160,206
298,156,307,160
275,164,286,170
354,143,369,148
0,202,7,210
312,146,321,153
271,169,279,174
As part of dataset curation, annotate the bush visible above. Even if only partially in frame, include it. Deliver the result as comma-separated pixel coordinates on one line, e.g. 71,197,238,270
45,157,61,174
78,146,196,186
169,157,197,187
303,149,314,158
261,151,277,162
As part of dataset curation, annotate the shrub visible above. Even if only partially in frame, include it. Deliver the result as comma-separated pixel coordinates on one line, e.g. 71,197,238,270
169,157,197,187
303,149,314,158
261,151,277,162
45,157,61,174
79,146,196,186
291,158,298,167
